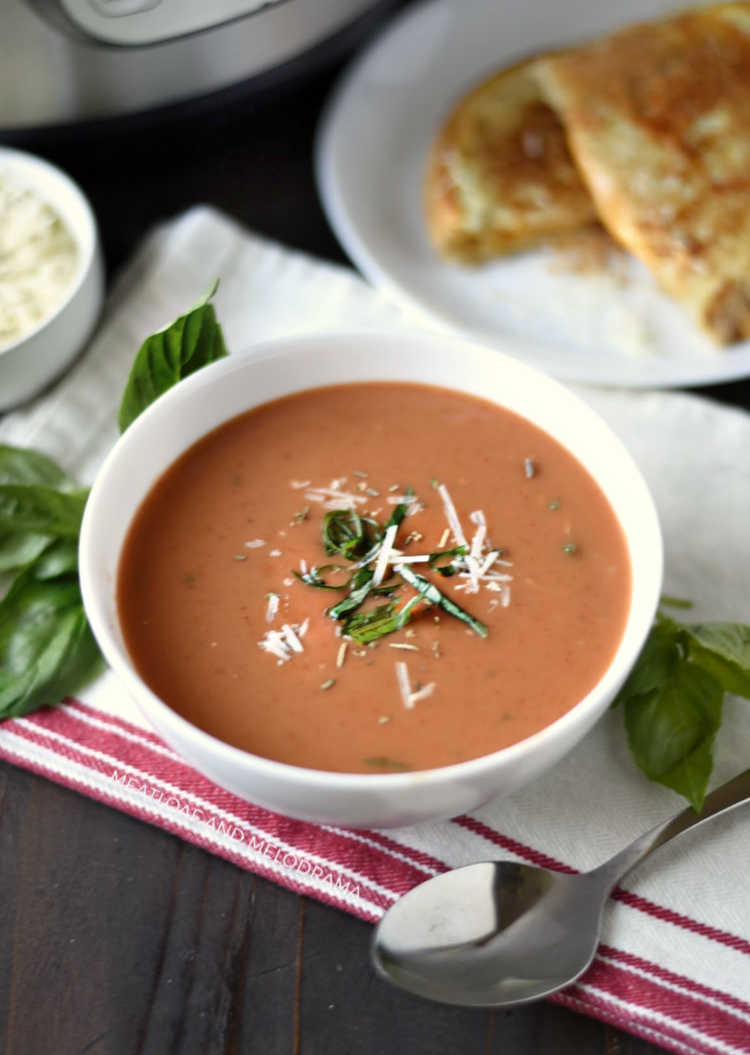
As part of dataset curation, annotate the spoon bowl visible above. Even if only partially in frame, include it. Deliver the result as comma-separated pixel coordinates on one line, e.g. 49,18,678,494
373,861,606,1006
372,768,750,1006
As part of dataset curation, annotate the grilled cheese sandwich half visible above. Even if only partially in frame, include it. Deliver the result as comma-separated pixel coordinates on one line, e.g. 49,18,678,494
535,3,750,343
424,59,597,263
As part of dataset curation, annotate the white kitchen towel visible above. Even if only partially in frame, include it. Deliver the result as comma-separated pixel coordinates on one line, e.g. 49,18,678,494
1,206,748,1055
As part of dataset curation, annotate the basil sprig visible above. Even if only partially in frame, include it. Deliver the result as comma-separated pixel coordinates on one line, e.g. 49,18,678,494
0,555,102,717
615,609,750,811
118,283,227,433
0,286,228,718
0,484,89,538
0,445,101,717
0,444,79,574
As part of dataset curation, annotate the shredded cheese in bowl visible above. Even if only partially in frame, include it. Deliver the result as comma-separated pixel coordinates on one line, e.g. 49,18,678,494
0,172,79,351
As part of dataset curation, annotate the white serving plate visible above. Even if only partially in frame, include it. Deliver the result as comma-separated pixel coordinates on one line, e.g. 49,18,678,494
315,0,750,388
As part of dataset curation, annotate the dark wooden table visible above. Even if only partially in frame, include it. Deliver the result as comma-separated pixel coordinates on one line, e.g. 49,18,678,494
2,27,748,1055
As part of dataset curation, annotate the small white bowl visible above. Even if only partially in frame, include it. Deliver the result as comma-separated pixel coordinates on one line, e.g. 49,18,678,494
0,147,104,410
79,331,663,828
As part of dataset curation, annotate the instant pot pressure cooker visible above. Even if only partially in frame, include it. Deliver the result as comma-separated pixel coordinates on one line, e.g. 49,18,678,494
2,0,401,133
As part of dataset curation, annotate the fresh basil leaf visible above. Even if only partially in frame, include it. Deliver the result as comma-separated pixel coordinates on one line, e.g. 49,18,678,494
0,567,102,717
0,485,89,538
0,444,76,489
613,618,683,704
624,661,723,811
0,448,80,573
0,532,51,574
32,538,79,580
655,737,715,814
687,644,750,699
684,622,750,699
118,287,228,433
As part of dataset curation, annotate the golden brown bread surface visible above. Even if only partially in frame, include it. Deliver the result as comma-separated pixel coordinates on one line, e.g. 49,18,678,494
535,3,750,343
424,59,597,262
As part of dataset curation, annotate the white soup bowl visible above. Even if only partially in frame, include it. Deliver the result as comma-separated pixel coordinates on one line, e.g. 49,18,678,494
79,331,662,828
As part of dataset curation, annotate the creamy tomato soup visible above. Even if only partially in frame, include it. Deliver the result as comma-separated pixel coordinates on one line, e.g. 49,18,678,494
117,382,631,774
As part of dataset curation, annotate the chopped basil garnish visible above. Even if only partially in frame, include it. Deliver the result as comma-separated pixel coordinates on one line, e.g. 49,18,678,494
293,563,350,590
343,586,429,645
322,509,383,562
385,487,413,530
328,567,376,620
428,545,467,578
295,495,487,645
396,564,488,639
344,602,400,644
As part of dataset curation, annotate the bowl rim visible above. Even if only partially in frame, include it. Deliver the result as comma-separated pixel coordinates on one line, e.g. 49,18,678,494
0,145,100,359
79,329,664,792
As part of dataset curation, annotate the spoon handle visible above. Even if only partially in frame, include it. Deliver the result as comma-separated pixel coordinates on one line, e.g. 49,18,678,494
590,767,750,890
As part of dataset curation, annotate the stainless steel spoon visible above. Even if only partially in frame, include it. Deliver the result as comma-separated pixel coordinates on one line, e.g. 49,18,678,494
372,768,750,1007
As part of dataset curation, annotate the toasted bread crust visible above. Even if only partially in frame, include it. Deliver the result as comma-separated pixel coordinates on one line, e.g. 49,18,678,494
424,60,596,263
535,3,750,342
